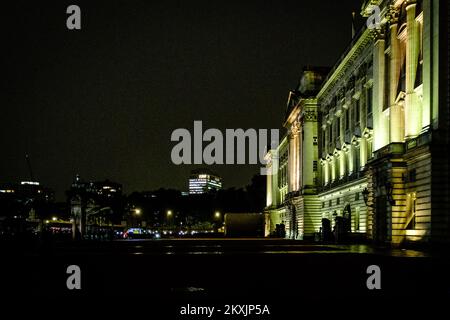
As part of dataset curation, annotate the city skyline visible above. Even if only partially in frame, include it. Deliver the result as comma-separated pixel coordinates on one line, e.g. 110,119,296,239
3,0,363,200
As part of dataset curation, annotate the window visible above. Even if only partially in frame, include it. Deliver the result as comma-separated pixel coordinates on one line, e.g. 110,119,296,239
417,19,423,87
355,99,360,124
313,161,318,172
329,200,332,207
336,117,341,137
336,197,340,205
345,109,350,130
399,55,406,93
355,192,360,201
384,52,391,110
355,207,360,231
329,125,333,143
406,193,417,230
367,87,373,115
354,146,360,172
367,139,373,160
408,169,417,183
322,131,326,149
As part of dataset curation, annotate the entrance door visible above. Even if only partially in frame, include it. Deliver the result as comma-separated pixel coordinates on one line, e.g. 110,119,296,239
375,195,388,243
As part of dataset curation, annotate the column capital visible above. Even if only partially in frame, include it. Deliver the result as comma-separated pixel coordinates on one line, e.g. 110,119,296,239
290,120,300,136
386,5,400,25
369,28,385,41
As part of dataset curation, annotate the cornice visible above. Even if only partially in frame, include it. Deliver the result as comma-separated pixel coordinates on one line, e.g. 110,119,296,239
317,28,373,104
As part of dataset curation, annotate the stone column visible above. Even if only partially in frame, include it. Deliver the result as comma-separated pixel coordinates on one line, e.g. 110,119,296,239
302,116,314,187
372,30,388,150
360,137,367,168
289,121,300,192
289,130,295,192
271,151,279,206
388,6,405,142
297,122,303,190
405,0,421,137
266,159,273,207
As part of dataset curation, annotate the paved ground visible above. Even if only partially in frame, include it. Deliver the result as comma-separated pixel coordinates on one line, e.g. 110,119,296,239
1,238,449,315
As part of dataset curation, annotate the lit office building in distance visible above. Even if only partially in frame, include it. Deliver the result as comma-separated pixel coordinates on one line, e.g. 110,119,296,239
189,169,223,195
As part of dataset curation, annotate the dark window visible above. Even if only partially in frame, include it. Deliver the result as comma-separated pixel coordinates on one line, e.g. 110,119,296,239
329,200,332,207
367,87,373,114
345,109,349,130
322,131,326,149
355,192,360,201
409,169,417,182
313,161,318,172
354,147,361,172
338,118,341,137
329,125,333,142
336,198,340,205
384,52,390,110
399,59,406,93
355,99,360,123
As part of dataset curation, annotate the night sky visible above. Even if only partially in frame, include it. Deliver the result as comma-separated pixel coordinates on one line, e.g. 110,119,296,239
3,0,363,200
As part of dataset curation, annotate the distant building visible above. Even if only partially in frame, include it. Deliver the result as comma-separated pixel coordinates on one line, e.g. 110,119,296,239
0,181,54,219
68,175,123,239
189,169,222,195
70,175,122,198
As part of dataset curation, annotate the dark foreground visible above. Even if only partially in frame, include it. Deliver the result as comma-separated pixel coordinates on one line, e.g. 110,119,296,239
1,238,450,315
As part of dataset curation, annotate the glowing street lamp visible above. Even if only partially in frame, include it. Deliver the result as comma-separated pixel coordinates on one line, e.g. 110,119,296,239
167,210,173,217
214,211,221,219
52,216,57,221
134,208,141,215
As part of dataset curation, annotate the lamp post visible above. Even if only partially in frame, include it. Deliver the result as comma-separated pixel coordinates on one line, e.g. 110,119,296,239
166,210,173,231
135,208,142,227
214,211,221,232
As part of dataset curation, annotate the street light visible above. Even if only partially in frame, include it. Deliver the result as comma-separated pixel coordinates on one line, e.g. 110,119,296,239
52,216,57,221
135,208,141,215
166,210,173,231
214,211,221,219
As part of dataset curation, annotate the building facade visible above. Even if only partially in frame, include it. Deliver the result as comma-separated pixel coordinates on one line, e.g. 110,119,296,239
189,169,223,195
265,0,449,245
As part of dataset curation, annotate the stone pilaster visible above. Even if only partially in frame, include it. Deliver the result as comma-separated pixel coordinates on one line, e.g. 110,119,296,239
289,121,300,192
388,6,405,142
405,0,422,137
372,29,389,150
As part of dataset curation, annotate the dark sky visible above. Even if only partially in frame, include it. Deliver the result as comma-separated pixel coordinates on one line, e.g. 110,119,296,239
3,0,363,200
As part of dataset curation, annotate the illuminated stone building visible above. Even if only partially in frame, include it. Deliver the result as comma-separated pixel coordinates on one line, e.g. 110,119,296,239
265,0,449,245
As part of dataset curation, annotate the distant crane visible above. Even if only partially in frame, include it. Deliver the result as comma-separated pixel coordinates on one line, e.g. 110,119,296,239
25,154,34,182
